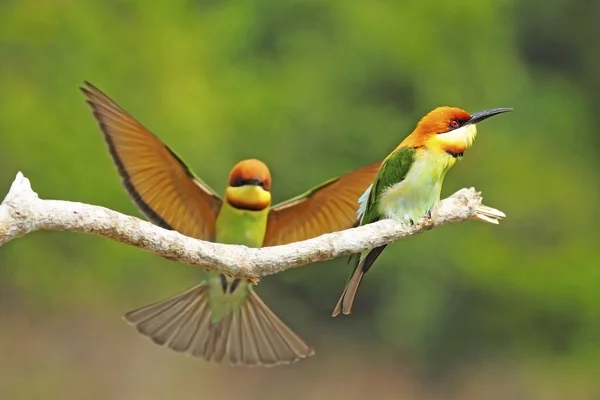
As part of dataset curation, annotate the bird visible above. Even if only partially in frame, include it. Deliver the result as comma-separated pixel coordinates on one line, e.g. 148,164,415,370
332,106,512,317
80,81,381,366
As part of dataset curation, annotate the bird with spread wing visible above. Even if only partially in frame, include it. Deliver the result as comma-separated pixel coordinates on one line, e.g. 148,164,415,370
81,82,380,367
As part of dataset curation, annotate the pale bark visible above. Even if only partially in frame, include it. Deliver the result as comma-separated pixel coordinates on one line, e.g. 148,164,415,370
0,172,505,279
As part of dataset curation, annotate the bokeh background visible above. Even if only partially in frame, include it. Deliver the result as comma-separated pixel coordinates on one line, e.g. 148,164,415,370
1,0,599,399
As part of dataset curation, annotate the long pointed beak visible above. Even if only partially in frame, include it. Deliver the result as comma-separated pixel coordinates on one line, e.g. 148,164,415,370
466,108,512,125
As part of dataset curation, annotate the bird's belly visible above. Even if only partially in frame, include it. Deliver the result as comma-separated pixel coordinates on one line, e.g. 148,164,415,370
215,205,268,248
379,168,444,224
216,222,265,248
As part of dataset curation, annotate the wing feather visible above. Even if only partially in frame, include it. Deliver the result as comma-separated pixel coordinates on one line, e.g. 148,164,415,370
263,161,381,246
81,81,222,240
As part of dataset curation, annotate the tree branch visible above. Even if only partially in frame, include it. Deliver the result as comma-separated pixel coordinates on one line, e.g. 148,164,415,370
0,172,505,279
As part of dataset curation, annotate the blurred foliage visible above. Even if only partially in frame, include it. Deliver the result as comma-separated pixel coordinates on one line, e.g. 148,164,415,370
1,0,599,399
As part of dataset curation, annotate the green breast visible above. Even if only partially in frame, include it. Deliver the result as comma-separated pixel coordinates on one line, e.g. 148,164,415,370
379,150,456,224
214,202,269,247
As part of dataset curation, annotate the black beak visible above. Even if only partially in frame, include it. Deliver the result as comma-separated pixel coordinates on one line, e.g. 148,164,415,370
466,108,512,125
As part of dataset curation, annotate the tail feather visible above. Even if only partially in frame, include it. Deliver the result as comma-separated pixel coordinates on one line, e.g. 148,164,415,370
171,299,212,353
124,283,314,366
332,265,365,317
241,297,278,364
332,244,388,317
130,284,210,347
204,312,231,361
245,291,314,363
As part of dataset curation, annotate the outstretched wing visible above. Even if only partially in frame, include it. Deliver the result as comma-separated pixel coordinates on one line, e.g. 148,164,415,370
81,81,222,240
262,162,381,246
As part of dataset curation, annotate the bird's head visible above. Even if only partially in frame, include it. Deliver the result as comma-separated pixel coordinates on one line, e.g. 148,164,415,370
225,158,272,210
400,106,512,157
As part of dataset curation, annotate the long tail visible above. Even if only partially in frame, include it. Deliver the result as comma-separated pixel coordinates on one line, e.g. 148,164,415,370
124,283,314,366
332,244,388,317
332,264,365,317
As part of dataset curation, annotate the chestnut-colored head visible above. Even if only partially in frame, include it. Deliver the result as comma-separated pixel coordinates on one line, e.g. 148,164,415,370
225,159,272,211
417,107,472,137
399,106,511,156
228,159,272,191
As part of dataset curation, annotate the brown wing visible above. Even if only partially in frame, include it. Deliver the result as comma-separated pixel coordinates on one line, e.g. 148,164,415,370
81,81,222,240
263,161,381,246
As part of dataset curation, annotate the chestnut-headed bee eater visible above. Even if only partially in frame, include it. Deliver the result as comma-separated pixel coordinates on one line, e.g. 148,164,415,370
333,106,512,317
80,82,380,366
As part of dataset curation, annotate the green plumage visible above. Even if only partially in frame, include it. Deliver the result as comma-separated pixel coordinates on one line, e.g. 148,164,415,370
333,105,511,317
208,201,269,323
335,146,456,316
333,146,420,316
349,147,416,274
360,147,417,226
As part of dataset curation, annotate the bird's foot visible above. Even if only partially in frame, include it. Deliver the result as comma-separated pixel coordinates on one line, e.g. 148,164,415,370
248,277,260,285
418,209,435,230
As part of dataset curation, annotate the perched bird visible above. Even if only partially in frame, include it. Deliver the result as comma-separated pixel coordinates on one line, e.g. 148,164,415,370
80,81,380,366
332,106,512,317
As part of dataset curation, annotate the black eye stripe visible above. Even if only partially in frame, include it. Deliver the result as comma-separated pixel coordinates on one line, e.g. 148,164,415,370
447,117,471,131
231,177,245,187
230,177,265,187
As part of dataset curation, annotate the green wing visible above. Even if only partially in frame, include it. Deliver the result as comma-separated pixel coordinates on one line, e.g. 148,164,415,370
350,147,416,272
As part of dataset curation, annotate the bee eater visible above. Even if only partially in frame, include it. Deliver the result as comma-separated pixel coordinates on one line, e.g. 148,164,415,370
332,106,512,317
80,82,380,366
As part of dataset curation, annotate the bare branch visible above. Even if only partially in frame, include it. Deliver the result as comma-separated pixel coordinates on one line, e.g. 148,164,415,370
0,172,505,279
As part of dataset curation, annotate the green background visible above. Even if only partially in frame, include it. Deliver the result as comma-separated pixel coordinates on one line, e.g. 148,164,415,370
1,0,599,399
